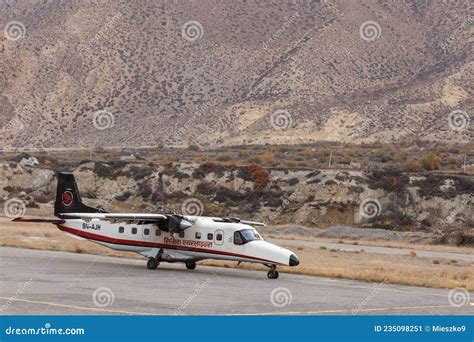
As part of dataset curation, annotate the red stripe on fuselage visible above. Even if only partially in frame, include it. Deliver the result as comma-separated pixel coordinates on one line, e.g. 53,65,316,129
56,224,281,265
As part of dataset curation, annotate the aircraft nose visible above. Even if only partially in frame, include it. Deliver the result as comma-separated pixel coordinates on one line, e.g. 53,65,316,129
289,254,299,266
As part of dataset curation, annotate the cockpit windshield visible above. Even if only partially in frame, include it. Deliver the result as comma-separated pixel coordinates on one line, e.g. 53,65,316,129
234,229,262,245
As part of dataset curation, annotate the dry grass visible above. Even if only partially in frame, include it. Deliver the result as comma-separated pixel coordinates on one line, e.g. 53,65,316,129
265,232,474,254
202,246,473,290
1,221,472,290
0,220,139,259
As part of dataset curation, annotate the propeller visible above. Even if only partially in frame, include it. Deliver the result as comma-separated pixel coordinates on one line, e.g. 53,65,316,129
166,215,192,233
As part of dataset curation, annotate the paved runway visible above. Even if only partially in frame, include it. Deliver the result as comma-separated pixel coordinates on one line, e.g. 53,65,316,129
0,247,472,315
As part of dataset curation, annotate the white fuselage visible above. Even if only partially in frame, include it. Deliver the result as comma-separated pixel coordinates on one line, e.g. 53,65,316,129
56,216,296,266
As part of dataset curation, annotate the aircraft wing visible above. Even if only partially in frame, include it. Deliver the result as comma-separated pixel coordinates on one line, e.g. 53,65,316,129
60,213,168,222
211,217,266,227
60,213,191,233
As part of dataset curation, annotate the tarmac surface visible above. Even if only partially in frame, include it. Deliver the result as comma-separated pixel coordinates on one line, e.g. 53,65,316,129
0,247,472,315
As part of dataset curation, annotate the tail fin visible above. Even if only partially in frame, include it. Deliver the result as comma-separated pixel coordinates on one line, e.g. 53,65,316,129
54,172,102,217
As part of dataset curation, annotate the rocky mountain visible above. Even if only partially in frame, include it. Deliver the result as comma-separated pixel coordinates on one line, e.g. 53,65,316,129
0,0,472,150
1,160,473,245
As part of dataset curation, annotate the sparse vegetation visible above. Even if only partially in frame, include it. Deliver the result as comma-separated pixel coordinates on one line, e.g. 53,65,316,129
419,153,441,171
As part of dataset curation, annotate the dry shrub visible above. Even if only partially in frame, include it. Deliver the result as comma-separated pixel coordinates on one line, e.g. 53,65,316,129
248,164,270,190
418,153,441,171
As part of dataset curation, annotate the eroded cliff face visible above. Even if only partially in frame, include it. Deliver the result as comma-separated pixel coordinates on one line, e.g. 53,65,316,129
1,161,472,234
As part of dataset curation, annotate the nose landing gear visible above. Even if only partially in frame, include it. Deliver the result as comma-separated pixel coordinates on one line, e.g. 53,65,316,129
267,265,279,279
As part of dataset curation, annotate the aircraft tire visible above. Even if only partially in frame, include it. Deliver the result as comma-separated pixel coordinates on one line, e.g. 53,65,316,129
147,258,159,270
185,261,196,270
267,270,279,279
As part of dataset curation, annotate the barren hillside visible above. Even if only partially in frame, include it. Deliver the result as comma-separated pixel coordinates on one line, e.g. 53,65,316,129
0,0,472,149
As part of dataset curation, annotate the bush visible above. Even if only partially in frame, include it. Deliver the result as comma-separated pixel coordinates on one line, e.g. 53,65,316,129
418,153,441,171
366,168,409,194
238,150,250,158
260,152,274,165
129,166,153,181
187,144,200,151
447,157,458,167
115,191,132,201
26,200,39,208
196,182,216,196
405,158,422,172
247,156,262,164
137,183,152,199
301,148,315,158
216,153,232,162
287,177,299,186
248,164,270,190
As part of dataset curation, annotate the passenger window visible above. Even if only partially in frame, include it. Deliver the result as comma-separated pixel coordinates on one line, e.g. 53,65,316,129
234,231,243,245
144,228,150,235
179,231,185,238
132,227,137,234
207,233,213,240
216,233,223,241
195,232,201,239
119,226,124,233
155,229,161,236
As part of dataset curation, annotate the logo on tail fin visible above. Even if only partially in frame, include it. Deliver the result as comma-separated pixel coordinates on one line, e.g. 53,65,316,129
62,191,74,206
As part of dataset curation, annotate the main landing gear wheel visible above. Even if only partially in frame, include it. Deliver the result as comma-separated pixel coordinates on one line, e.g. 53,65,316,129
147,258,159,270
185,261,196,270
267,269,279,279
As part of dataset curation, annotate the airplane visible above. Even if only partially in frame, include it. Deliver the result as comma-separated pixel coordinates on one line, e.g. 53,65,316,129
15,172,299,279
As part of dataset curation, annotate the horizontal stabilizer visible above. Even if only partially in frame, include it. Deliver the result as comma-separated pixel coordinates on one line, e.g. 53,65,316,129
12,218,64,224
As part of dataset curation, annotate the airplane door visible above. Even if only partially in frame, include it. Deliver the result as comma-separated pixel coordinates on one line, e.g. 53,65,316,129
214,229,224,246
